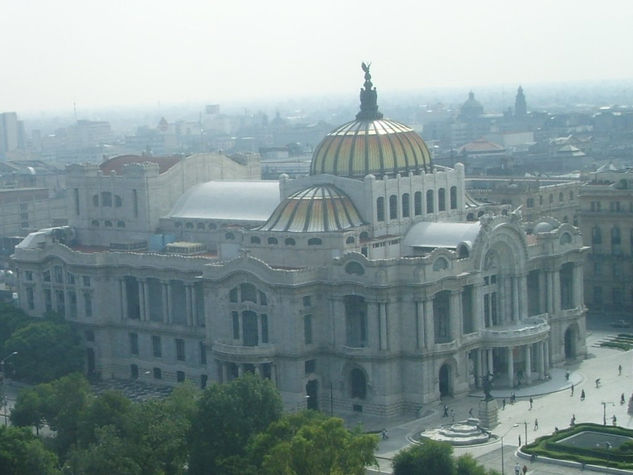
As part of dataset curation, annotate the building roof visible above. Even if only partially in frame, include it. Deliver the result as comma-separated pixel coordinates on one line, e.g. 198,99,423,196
100,154,182,175
259,184,364,233
459,139,505,155
309,65,432,178
403,221,481,249
166,181,280,222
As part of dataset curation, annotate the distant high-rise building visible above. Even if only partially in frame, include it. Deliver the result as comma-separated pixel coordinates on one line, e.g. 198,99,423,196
515,86,527,117
0,112,21,159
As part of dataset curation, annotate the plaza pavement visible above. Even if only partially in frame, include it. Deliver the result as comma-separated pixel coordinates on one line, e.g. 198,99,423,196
367,316,633,474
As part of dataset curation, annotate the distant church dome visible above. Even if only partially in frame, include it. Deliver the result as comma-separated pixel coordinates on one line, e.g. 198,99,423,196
460,91,484,119
310,65,432,178
259,184,364,233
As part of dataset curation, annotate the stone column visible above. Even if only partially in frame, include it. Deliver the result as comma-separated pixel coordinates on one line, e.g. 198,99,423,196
221,362,228,383
507,347,514,387
191,285,198,326
538,342,545,379
512,276,520,322
544,340,550,374
519,274,528,320
185,284,193,326
424,298,435,348
415,300,423,349
553,269,561,314
331,297,346,349
488,349,494,376
525,344,532,383
119,278,128,320
143,279,151,321
138,279,146,321
545,271,554,314
161,281,170,324
472,283,484,332
379,302,388,350
366,300,380,350
450,290,461,343
573,263,584,307
476,349,483,386
538,271,546,315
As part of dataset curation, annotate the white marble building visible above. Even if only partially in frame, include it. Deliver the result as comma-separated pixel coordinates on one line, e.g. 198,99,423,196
10,70,587,417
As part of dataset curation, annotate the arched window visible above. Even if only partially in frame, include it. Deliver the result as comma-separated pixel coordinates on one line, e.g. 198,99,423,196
104,220,112,227
450,186,457,210
240,283,256,303
560,233,572,245
350,368,367,399
389,195,397,220
414,191,422,215
186,222,194,229
285,238,296,246
91,220,99,227
346,236,355,244
117,221,125,228
426,190,434,213
208,223,217,230
115,195,122,207
376,197,385,222
438,188,446,211
402,193,410,218
267,237,278,245
250,236,261,244
308,238,322,246
345,262,365,275
433,257,448,271
225,232,235,240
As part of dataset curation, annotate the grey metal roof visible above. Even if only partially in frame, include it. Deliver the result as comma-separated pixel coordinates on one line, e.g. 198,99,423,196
403,221,481,248
166,181,280,222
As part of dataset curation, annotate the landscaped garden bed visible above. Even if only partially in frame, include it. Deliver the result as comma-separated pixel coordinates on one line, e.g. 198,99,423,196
522,423,633,470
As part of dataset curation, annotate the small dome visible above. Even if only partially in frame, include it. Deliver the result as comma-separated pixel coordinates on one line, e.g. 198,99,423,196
259,185,364,233
460,91,484,119
310,64,432,178
534,221,554,233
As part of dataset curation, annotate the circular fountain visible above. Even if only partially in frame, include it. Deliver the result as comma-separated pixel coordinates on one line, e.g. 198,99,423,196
421,418,492,446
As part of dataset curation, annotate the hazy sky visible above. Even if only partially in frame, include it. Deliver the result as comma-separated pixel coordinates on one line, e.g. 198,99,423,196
1,0,632,113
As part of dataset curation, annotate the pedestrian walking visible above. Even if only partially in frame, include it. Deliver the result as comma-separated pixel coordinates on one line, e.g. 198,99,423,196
529,397,533,409
534,418,539,430
565,370,570,381
502,398,506,409
619,364,622,376
612,415,617,426
571,414,576,426
571,384,574,396
450,408,455,423
443,404,449,417
518,435,521,446
522,465,528,474
381,428,389,440
514,462,521,475
580,389,585,401
595,378,601,388
621,393,626,405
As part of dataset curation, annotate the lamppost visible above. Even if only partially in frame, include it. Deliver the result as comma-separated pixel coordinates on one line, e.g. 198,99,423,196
0,351,18,426
499,423,519,475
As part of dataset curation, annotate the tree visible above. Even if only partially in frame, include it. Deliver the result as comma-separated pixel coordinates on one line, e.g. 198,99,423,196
77,390,134,447
392,439,456,475
10,386,47,435
188,373,283,474
0,303,32,350
250,411,378,475
4,319,84,383
0,425,60,475
456,453,500,475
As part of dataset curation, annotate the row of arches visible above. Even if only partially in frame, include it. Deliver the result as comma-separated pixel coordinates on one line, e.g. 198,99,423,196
376,187,458,222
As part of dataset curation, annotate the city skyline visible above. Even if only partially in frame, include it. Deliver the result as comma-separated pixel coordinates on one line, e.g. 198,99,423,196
1,0,632,113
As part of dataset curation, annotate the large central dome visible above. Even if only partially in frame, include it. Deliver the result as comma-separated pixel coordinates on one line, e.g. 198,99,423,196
310,64,432,178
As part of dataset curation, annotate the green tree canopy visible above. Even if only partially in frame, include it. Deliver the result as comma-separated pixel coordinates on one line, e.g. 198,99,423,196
0,303,32,350
0,425,60,475
4,319,84,383
188,373,283,474
393,440,456,475
250,411,378,475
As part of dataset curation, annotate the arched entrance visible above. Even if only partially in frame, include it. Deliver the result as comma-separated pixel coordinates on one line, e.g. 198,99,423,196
306,379,319,410
439,364,452,397
564,325,578,359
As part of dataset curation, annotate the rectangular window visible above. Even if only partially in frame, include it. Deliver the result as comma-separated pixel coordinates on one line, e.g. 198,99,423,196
232,311,240,339
66,273,75,285
302,296,312,307
25,271,33,281
83,276,91,287
200,374,208,389
54,266,63,284
44,289,52,312
69,291,77,318
74,188,80,215
84,293,92,317
55,290,65,315
43,270,51,282
176,371,185,383
129,333,139,355
261,314,269,343
199,342,207,364
176,339,185,361
152,335,162,357
305,359,316,374
153,367,162,379
85,330,95,342
414,192,422,216
304,314,313,344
